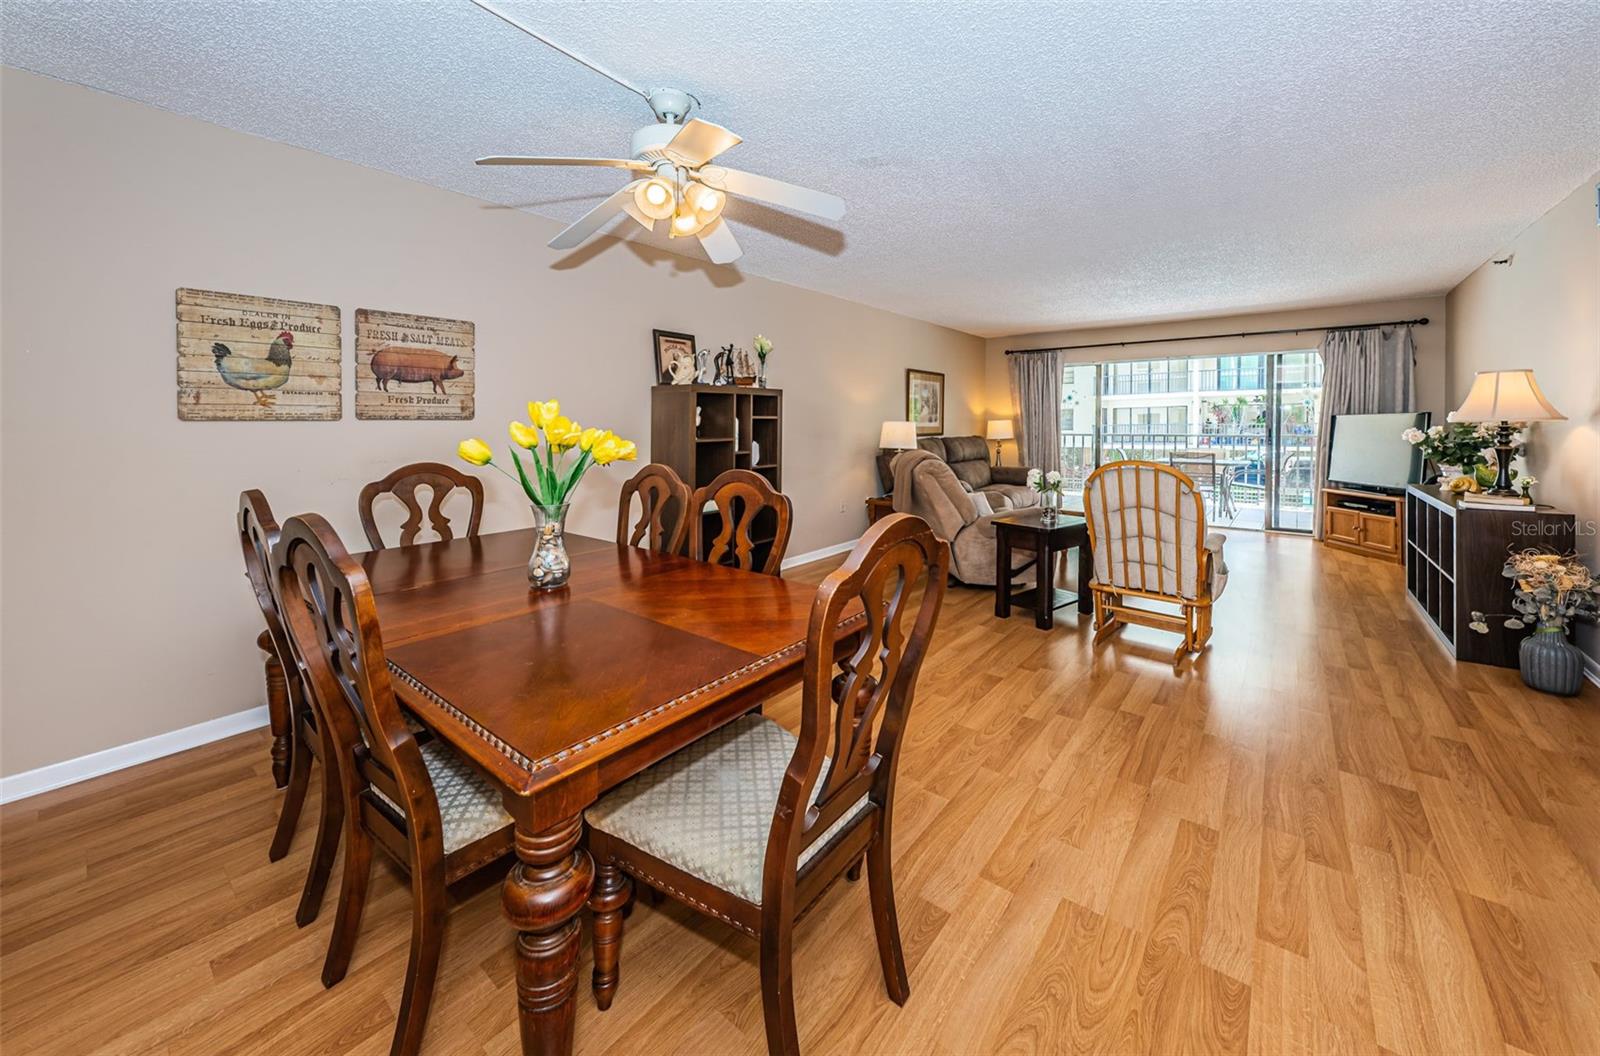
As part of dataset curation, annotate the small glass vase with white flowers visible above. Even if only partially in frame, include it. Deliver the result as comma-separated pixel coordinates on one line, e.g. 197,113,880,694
1026,467,1066,524
457,399,637,589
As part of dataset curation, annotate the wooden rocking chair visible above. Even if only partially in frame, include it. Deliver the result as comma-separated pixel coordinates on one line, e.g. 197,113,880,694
1082,460,1228,666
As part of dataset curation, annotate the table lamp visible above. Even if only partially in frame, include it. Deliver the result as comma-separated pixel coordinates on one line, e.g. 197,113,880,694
1448,369,1565,496
879,420,917,452
986,419,1015,466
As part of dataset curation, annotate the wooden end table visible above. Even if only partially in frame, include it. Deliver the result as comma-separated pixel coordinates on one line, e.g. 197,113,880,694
993,507,1093,630
866,495,895,524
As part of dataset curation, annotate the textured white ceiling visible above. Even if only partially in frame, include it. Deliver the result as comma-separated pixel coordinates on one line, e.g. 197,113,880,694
4,0,1598,337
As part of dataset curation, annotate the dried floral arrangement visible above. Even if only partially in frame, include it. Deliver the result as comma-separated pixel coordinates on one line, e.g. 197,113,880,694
1469,549,1600,634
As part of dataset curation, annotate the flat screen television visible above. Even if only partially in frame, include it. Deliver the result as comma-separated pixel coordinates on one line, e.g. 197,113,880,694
1326,411,1431,495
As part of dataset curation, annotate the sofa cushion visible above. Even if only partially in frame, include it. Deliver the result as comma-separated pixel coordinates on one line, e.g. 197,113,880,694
942,435,990,465
917,437,947,461
979,483,1040,511
949,458,993,491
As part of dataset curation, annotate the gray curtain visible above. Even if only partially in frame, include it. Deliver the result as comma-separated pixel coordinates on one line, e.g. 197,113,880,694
1008,350,1062,473
1312,325,1415,538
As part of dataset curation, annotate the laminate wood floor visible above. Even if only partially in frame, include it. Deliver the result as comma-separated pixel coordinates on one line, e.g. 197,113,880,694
5,531,1600,1055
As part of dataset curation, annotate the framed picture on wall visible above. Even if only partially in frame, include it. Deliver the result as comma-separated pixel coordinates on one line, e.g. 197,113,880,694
652,329,696,384
906,368,945,435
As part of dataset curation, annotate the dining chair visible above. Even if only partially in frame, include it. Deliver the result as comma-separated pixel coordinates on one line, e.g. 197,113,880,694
1082,460,1229,666
239,490,342,927
273,512,514,1056
583,513,950,1056
689,468,794,576
617,462,691,555
359,461,484,550
1167,449,1220,513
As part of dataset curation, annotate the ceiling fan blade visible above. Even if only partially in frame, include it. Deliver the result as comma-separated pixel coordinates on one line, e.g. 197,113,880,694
698,166,845,222
662,119,742,167
619,195,655,232
696,219,743,265
548,181,643,249
477,156,650,170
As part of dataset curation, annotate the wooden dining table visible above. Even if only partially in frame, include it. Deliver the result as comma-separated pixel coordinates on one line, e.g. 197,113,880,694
359,527,860,1056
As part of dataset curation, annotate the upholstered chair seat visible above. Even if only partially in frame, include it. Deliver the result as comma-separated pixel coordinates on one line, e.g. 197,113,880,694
585,715,868,904
371,738,513,855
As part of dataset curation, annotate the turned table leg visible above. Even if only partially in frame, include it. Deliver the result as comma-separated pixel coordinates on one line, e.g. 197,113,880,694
503,814,594,1056
258,630,292,789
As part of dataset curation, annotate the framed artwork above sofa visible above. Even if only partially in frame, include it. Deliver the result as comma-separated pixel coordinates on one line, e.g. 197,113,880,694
906,368,945,435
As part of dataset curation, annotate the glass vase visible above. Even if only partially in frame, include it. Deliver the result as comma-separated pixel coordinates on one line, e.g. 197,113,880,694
528,502,571,590
1040,490,1060,525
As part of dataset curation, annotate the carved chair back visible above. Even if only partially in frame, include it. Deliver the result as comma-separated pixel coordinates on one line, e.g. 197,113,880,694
240,489,293,674
359,462,485,550
617,463,691,555
274,513,447,860
689,468,794,576
761,513,948,907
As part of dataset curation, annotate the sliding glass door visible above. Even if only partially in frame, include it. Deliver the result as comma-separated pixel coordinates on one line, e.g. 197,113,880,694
1058,349,1322,532
1266,351,1322,530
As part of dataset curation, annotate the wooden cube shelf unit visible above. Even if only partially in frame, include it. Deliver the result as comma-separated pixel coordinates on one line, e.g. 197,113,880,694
1404,484,1575,666
651,384,783,567
1321,487,1403,562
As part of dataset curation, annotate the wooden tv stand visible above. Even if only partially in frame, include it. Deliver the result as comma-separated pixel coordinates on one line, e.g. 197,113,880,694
1321,486,1403,562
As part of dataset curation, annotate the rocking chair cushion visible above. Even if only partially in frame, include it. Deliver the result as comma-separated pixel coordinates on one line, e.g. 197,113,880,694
1205,531,1229,600
371,738,513,854
584,714,869,905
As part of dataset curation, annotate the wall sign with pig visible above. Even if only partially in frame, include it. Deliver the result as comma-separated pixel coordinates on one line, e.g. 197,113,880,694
355,308,475,420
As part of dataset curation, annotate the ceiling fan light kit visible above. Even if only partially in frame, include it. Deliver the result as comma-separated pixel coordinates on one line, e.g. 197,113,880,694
469,0,844,266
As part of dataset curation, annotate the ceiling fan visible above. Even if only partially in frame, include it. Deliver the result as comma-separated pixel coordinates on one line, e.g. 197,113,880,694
469,0,844,265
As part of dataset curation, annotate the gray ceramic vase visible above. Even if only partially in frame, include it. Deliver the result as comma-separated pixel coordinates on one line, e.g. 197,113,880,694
1519,626,1584,696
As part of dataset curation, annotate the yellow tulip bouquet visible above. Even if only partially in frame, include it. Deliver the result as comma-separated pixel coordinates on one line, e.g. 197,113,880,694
457,399,637,587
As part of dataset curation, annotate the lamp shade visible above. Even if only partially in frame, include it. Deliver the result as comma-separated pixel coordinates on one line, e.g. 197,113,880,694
879,420,918,449
986,419,1015,441
1450,369,1566,422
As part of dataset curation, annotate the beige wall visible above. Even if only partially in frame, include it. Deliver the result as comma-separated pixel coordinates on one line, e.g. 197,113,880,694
1447,173,1600,663
0,69,985,777
982,297,1449,462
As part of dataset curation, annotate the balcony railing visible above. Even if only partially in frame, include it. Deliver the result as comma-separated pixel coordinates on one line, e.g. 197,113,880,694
1100,371,1190,396
1193,369,1267,391
1057,430,1319,525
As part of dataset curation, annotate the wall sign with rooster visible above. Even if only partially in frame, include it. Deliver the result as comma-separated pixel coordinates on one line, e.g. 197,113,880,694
355,308,475,420
176,287,341,421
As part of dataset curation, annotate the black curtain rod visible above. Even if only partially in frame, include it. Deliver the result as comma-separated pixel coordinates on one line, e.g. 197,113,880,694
1004,317,1429,355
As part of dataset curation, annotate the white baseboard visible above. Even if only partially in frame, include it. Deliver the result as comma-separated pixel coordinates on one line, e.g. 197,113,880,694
781,537,859,570
0,706,269,805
